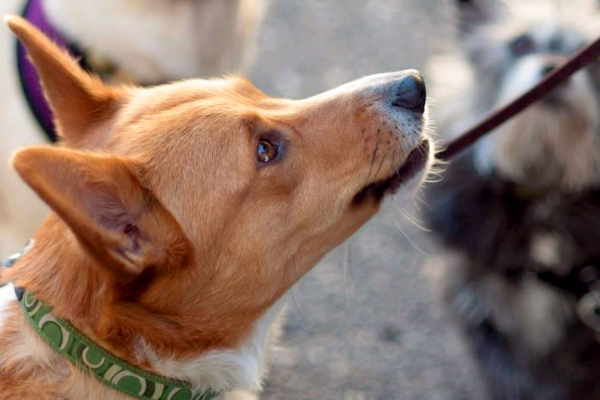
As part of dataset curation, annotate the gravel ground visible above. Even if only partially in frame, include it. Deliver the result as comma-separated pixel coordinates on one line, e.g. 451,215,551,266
249,2,487,399
0,1,488,399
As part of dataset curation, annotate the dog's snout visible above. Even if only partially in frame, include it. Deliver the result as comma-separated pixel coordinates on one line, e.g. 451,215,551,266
390,72,426,114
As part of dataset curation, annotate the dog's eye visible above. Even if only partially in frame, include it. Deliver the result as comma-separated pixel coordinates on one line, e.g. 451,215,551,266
509,34,534,56
257,140,278,163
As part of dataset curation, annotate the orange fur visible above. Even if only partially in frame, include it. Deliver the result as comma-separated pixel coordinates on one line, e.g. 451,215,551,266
6,16,124,145
0,15,431,398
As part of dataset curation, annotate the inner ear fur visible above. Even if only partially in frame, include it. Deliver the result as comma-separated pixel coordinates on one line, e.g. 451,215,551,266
12,146,190,280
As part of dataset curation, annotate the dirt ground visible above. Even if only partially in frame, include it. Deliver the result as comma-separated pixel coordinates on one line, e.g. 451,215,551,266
0,1,488,399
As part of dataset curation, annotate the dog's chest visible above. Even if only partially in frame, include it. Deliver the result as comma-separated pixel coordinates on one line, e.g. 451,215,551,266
0,283,15,332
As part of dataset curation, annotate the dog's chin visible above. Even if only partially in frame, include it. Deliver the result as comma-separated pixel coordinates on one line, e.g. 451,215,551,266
352,139,430,206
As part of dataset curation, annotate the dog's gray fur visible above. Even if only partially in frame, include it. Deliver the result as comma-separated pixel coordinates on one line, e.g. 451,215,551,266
426,1,600,398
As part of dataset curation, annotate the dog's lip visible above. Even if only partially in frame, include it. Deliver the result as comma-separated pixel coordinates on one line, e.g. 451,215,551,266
352,139,429,206
381,139,430,195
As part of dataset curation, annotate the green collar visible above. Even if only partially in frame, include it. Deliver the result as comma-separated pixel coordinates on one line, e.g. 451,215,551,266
18,290,219,400
3,240,219,400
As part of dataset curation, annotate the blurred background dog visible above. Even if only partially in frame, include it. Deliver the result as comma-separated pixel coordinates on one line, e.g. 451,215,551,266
0,0,267,258
426,0,600,398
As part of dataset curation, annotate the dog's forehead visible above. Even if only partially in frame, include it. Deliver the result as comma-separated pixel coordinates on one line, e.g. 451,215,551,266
105,78,283,209
122,76,269,121
107,77,273,150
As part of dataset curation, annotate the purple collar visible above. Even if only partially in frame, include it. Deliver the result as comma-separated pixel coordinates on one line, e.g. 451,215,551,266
17,0,87,142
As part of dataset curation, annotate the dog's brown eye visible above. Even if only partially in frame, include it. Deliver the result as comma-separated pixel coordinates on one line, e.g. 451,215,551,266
257,140,278,163
509,34,534,56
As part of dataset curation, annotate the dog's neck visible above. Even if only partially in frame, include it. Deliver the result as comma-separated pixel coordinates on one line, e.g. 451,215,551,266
0,216,285,397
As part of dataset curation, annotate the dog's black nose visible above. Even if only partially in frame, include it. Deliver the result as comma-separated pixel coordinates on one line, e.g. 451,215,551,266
391,72,426,114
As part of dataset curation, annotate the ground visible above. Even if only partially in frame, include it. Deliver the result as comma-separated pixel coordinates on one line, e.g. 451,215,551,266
0,1,487,399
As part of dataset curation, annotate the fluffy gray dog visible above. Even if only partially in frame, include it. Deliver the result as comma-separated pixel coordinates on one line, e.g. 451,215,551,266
425,0,600,399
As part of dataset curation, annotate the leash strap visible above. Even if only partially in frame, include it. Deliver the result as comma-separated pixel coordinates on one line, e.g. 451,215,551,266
438,33,600,161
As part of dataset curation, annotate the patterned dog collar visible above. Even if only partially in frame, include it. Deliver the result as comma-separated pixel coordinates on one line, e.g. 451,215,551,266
4,245,218,400
19,291,219,400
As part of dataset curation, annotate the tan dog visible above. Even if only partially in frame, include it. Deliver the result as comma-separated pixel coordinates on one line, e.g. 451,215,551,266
0,16,432,400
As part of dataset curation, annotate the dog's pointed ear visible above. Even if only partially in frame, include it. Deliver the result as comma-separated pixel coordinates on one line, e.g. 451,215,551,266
5,16,124,144
456,0,500,36
12,147,189,280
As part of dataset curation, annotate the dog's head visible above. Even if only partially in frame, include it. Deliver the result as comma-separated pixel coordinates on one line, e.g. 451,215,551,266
4,16,431,385
457,0,600,190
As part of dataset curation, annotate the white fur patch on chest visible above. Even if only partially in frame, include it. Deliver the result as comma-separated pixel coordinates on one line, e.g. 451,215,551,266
0,283,16,332
135,294,288,394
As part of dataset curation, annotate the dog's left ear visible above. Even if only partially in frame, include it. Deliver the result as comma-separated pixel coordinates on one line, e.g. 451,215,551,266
6,16,125,146
12,147,189,280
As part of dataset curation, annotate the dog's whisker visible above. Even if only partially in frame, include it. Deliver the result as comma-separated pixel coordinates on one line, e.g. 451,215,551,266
399,207,431,233
289,254,306,298
365,130,381,186
411,190,429,209
289,285,303,318
342,241,355,310
424,175,444,184
392,212,430,256
411,195,429,212
390,144,402,174
373,150,389,181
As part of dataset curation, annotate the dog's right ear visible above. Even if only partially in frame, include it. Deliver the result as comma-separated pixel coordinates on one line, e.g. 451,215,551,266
12,147,189,281
456,0,498,36
5,16,125,146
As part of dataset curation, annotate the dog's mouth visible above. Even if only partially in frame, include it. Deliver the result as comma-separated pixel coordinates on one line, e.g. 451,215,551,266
352,139,429,206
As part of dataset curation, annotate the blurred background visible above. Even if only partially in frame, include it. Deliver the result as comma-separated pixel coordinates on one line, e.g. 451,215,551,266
0,1,486,399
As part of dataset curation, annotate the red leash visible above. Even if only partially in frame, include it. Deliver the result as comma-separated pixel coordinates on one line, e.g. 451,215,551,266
437,35,600,161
